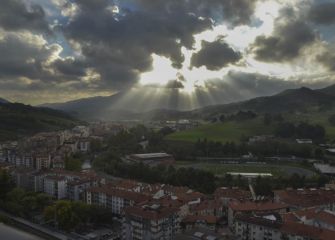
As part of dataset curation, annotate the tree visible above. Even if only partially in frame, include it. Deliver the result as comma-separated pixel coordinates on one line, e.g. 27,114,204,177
65,156,82,171
328,114,335,126
44,201,84,231
0,170,14,200
263,113,272,125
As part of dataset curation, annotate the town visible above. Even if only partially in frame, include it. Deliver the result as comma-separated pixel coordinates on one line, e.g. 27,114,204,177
1,122,335,240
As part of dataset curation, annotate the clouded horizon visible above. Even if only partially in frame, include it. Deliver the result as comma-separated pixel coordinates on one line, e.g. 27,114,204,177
1,0,335,108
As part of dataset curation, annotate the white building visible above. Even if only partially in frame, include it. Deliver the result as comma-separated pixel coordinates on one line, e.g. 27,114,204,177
43,176,67,199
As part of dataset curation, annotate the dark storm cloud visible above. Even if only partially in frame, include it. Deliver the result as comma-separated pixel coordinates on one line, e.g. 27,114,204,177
309,2,335,25
61,0,212,90
0,0,51,34
165,80,184,89
317,50,335,71
0,33,53,79
52,58,87,77
191,38,242,70
129,0,259,26
250,9,317,62
0,33,89,90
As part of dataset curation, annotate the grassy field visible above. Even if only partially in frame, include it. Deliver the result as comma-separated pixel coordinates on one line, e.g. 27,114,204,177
166,117,274,143
166,111,335,143
175,162,316,177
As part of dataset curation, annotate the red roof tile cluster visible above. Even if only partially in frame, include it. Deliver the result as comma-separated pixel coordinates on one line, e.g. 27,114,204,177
283,207,335,226
214,187,251,200
182,215,218,224
229,200,289,212
274,189,335,208
281,221,335,240
124,204,178,220
192,199,222,212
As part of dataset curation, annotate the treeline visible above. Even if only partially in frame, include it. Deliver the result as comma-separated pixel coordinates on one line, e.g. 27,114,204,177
103,124,324,161
94,155,216,194
275,122,325,141
44,200,114,232
210,110,258,123
219,173,329,197
0,170,52,218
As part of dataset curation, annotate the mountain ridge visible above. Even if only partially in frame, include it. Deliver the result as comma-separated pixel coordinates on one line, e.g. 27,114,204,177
0,101,83,141
40,84,335,121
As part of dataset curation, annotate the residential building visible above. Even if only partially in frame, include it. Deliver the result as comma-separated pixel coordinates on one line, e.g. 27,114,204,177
35,153,51,170
234,213,282,240
122,203,180,240
67,178,99,201
228,201,289,228
182,215,218,231
85,186,150,215
43,176,67,199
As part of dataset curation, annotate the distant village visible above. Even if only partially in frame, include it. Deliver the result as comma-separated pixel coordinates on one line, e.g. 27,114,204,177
1,122,335,240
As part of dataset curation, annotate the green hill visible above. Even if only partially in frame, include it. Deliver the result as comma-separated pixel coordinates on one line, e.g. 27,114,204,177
0,101,83,141
166,110,335,143
166,117,274,143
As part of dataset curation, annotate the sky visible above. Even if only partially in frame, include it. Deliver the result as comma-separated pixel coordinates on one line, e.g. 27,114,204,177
1,0,335,108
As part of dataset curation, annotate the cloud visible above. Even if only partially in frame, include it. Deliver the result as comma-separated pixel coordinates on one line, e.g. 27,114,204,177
191,37,242,70
0,32,56,80
165,80,184,89
128,0,259,26
0,0,51,34
250,8,317,62
316,44,335,71
60,0,212,90
309,2,335,25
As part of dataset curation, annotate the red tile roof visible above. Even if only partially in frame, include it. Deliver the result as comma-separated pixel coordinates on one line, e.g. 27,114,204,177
283,207,335,226
124,204,178,220
281,221,335,240
229,200,289,212
214,187,251,200
182,215,218,224
274,189,335,208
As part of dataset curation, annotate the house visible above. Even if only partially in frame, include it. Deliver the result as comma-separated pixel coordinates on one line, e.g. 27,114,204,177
191,199,224,218
67,178,99,201
282,207,335,231
228,201,289,229
182,215,218,231
234,213,282,240
122,203,180,240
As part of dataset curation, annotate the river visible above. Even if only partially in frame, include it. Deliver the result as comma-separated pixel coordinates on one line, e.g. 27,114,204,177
0,223,43,240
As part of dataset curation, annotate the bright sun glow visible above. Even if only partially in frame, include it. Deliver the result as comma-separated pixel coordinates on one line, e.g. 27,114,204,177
139,1,296,94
